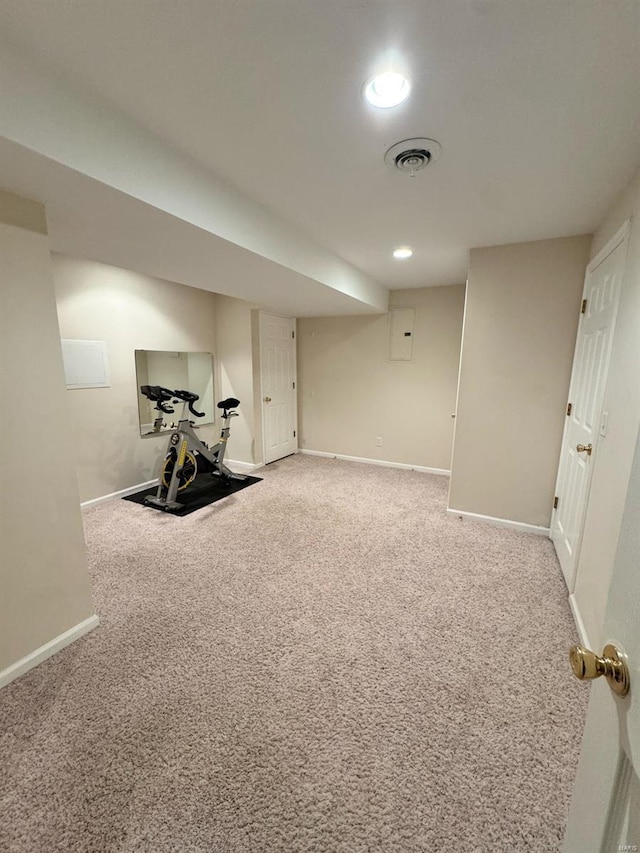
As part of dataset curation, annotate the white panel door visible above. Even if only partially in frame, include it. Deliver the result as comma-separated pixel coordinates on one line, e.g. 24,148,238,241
551,225,628,590
563,423,640,852
260,312,297,464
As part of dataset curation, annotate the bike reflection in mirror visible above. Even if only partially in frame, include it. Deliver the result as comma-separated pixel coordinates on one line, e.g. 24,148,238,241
134,350,214,436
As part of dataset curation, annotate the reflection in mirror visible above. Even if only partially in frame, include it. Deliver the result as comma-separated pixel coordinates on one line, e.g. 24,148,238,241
135,350,214,436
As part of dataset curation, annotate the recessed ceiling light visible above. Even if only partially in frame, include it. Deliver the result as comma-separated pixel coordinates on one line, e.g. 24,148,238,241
364,72,410,108
393,246,413,260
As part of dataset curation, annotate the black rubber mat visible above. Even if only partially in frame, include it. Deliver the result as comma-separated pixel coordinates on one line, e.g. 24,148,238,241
123,474,262,516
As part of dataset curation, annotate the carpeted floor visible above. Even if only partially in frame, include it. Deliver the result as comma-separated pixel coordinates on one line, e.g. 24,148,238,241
0,455,588,852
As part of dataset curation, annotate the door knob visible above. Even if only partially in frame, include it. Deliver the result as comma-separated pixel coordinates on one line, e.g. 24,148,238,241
263,396,272,403
576,443,593,456
569,644,630,696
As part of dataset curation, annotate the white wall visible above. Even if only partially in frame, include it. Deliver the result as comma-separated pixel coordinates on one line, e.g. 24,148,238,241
574,166,640,647
449,235,592,527
0,191,95,677
52,254,218,502
297,286,466,470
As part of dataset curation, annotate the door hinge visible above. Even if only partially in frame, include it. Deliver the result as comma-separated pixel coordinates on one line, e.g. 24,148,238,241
553,496,559,510
566,402,572,416
292,330,295,339
581,298,587,314
293,381,295,389
293,429,296,437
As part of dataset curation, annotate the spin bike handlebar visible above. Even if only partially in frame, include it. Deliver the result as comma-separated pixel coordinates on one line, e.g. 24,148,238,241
140,385,175,414
139,385,203,416
173,389,205,418
172,391,240,419
140,386,241,419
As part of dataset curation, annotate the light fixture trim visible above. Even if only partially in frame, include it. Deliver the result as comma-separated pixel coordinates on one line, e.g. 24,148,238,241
393,246,414,260
364,72,411,108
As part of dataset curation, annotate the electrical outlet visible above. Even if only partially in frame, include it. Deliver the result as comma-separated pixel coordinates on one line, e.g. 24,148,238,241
375,436,382,447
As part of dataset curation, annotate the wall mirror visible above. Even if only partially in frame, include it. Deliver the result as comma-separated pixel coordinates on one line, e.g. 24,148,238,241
135,350,215,436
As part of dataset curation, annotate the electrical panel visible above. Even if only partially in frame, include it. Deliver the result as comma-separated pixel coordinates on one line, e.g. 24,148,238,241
388,307,415,361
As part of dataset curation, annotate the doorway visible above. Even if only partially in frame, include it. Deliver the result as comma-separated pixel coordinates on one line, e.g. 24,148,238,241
259,312,297,464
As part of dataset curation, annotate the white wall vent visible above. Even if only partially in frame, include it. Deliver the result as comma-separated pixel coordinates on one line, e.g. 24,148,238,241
384,138,442,177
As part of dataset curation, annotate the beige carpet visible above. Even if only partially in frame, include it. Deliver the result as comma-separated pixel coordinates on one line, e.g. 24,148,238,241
0,455,588,852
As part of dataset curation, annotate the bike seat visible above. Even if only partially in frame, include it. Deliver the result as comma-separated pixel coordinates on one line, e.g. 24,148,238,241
217,397,240,409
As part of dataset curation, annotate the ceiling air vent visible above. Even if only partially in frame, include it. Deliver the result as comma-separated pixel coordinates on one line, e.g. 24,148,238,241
384,138,442,177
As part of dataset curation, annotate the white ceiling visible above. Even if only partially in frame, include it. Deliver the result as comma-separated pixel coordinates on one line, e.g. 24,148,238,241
1,0,639,302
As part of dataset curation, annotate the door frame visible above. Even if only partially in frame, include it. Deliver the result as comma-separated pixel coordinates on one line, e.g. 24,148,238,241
259,311,298,465
550,219,630,592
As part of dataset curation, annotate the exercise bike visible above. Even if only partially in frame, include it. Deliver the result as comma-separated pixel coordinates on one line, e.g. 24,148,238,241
140,385,247,512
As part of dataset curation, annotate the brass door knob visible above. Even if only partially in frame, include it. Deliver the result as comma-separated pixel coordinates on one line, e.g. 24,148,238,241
569,644,630,696
576,443,593,456
263,396,272,403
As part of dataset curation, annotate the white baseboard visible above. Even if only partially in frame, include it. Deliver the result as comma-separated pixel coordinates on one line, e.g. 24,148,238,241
0,614,99,689
81,479,158,508
226,459,264,473
568,593,591,648
446,507,550,536
299,449,450,476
